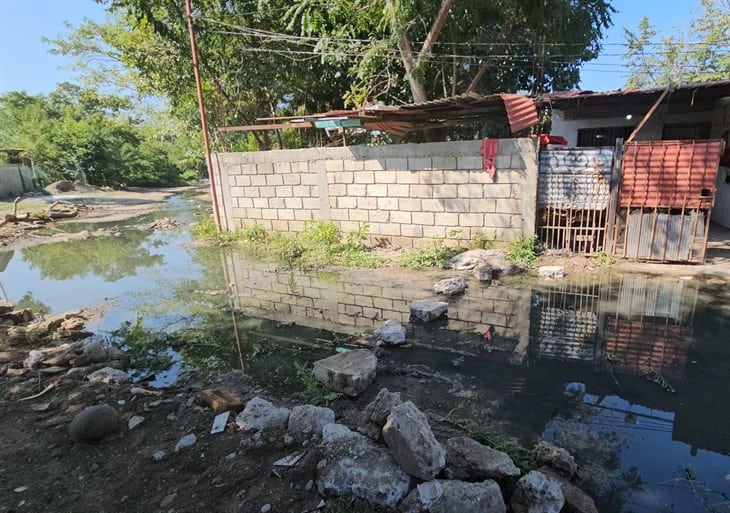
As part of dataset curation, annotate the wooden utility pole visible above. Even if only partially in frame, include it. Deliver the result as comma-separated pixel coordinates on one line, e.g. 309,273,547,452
185,0,222,230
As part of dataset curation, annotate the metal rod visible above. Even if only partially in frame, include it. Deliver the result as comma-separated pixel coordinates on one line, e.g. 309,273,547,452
185,0,222,230
625,86,671,144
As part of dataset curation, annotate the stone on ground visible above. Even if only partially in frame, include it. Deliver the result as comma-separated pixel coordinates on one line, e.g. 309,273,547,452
235,397,290,435
363,388,403,426
445,436,521,480
538,266,565,279
538,467,598,513
317,423,411,508
69,404,120,443
447,249,515,276
534,441,577,478
287,404,335,443
400,479,506,513
198,388,245,413
382,401,445,480
510,471,565,513
433,277,466,296
408,300,448,322
373,319,407,345
175,433,197,452
313,349,377,397
87,366,130,385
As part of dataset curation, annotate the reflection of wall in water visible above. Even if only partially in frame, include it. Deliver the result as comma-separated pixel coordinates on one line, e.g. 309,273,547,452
531,275,696,380
223,252,529,353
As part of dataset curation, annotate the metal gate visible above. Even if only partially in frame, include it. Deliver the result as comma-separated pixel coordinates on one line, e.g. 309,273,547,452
610,140,725,263
537,147,616,254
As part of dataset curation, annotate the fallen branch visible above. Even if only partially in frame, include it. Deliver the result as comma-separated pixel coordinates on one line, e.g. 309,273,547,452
18,383,56,402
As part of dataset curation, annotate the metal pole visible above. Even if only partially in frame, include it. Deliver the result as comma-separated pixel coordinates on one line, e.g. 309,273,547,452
185,0,222,230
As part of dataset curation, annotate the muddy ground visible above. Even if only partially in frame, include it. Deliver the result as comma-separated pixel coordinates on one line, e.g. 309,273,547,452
1,185,729,513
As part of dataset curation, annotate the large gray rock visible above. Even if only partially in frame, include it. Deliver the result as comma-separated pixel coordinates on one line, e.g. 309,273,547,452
373,319,407,346
287,404,335,443
69,339,108,367
445,436,521,480
382,401,445,480
23,350,46,370
433,277,466,296
535,441,577,478
510,471,565,513
317,423,411,508
363,388,403,426
69,404,120,443
446,249,515,275
235,397,290,435
538,266,564,279
538,467,598,513
408,301,448,322
86,366,130,385
400,479,506,513
313,349,377,397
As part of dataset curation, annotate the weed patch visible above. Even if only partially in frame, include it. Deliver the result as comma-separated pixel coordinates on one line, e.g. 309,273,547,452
398,238,461,269
507,234,542,269
294,361,343,406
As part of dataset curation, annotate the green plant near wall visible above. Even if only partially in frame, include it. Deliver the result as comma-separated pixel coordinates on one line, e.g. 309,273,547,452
507,234,541,269
398,237,462,269
594,249,618,268
294,361,343,405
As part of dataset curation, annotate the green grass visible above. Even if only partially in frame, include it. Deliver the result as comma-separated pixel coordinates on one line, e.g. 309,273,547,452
398,237,461,269
507,234,542,269
294,361,343,406
594,249,618,268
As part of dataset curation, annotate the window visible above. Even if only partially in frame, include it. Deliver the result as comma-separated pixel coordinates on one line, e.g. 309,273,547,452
662,122,711,141
577,126,634,147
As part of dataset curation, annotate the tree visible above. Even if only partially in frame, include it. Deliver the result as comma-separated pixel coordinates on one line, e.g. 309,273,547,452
623,0,730,88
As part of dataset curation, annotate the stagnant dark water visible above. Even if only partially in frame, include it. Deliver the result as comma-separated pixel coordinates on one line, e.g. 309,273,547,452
2,193,729,513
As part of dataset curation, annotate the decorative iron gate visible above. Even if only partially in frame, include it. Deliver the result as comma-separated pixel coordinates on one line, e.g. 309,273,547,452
610,140,725,263
537,147,616,254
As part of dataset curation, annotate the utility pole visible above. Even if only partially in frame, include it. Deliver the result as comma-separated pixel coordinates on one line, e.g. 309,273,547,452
185,0,222,230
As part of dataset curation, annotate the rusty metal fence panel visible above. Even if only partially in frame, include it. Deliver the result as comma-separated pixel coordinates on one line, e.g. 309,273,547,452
537,147,614,254
611,140,725,263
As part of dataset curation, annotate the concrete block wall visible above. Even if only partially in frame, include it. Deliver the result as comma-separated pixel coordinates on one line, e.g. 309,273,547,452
214,139,538,247
0,164,33,198
223,253,530,352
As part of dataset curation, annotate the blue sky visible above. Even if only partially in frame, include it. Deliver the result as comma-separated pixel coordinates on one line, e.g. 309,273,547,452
0,0,707,96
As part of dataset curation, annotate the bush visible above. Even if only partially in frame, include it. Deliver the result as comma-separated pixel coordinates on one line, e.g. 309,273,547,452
398,238,461,269
507,234,541,269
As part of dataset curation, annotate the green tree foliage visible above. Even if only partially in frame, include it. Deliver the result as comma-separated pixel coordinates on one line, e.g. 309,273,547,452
623,0,730,88
56,0,612,148
0,84,201,186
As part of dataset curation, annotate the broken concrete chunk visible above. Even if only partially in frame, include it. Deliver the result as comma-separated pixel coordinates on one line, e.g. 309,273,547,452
433,277,466,296
382,401,446,481
211,411,230,434
510,471,565,513
373,319,407,346
287,404,335,443
313,349,377,397
235,397,290,435
445,436,521,481
408,300,448,322
198,388,245,413
538,266,565,279
400,479,506,513
362,388,403,427
534,441,577,478
87,367,130,385
175,433,197,452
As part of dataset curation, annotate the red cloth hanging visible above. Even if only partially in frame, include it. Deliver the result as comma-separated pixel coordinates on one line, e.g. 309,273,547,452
480,138,499,178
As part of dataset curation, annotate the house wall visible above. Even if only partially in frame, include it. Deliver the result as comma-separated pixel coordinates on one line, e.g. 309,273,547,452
0,164,33,197
213,139,539,247
714,167,730,228
551,105,729,147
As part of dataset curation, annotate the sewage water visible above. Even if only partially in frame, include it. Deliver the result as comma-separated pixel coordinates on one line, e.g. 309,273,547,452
2,193,729,513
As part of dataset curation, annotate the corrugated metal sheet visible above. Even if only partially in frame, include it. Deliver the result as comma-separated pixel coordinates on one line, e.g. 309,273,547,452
624,210,704,261
534,307,597,361
538,147,613,209
620,140,724,208
500,94,540,132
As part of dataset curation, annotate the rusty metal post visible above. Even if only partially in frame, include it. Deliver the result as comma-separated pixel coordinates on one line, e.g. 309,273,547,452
185,0,222,230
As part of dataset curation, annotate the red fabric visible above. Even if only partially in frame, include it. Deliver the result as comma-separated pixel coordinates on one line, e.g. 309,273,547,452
481,138,499,178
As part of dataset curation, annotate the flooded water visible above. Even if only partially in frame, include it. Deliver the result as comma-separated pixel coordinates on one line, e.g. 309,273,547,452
2,192,729,513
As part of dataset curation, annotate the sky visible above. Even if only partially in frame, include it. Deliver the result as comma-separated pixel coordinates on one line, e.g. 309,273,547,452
0,0,710,96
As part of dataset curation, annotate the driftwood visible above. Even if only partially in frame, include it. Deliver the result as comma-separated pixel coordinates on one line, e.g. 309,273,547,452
1,197,82,228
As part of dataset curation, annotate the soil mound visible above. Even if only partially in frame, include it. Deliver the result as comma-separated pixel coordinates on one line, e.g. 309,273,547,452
44,180,102,195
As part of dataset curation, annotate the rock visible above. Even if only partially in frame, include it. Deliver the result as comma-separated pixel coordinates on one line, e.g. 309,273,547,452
87,366,130,385
128,415,145,430
175,433,197,452
534,442,577,478
152,450,167,462
373,319,407,346
445,436,521,481
60,317,86,331
317,423,411,508
287,405,335,443
447,249,515,276
382,401,445,480
260,504,271,513
313,349,377,397
0,300,14,315
23,350,45,370
400,479,506,513
6,309,34,324
433,277,466,296
538,266,565,279
538,467,598,513
235,397,290,435
69,339,108,367
408,300,448,322
69,404,120,443
473,263,494,282
273,452,305,467
510,471,565,513
363,388,403,426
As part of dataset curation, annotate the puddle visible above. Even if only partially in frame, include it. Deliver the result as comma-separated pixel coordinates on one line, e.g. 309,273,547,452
1,193,730,512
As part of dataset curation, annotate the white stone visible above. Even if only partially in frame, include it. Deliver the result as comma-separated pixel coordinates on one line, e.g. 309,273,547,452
210,411,230,434
538,266,565,279
128,415,145,430
174,433,197,452
313,350,377,397
86,367,130,385
235,397,290,434
373,319,407,345
408,300,448,322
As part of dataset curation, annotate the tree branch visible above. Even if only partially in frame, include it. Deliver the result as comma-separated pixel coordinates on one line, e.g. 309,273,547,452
416,0,454,64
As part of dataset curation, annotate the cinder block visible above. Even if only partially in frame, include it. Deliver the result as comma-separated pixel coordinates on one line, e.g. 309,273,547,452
398,198,421,211
373,297,394,310
240,164,256,175
408,157,432,170
261,209,278,220
395,170,420,184
459,213,484,227
275,186,293,197
348,184,367,196
337,196,357,209
293,185,310,197
374,171,397,184
444,170,469,184
457,184,485,198
471,198,497,212
257,162,274,175
259,186,275,197
253,198,268,208
349,209,369,222
369,210,390,223
325,160,344,172
266,174,284,186
238,197,254,208
329,183,347,196
354,171,375,184
367,184,388,197
274,162,291,174
246,208,262,219
283,174,301,185
432,185,458,198
410,185,433,198
387,184,410,197
423,225,446,238
412,212,435,225
330,209,349,221
343,160,364,171
421,199,445,212
377,197,399,210
484,213,512,228
363,159,385,171
498,139,519,155
400,224,423,238
302,198,320,209
419,170,444,184
285,197,303,209
443,199,470,212
379,223,401,236
251,174,267,186
295,209,314,221
496,155,511,169
271,220,290,231
269,197,285,208
457,156,482,170
334,171,354,184
433,156,457,170
358,197,377,210
484,184,512,198
389,210,412,224
278,209,295,221
236,175,252,186
301,173,318,185
385,157,408,169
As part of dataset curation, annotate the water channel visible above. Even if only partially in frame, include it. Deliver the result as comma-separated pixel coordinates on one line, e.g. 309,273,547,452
2,192,729,513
